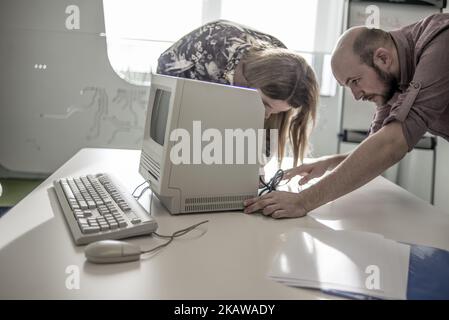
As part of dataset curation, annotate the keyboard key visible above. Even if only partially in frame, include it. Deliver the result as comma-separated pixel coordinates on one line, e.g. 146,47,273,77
98,208,109,215
61,182,75,200
82,226,100,234
117,220,127,228
109,208,118,214
99,224,110,231
75,213,85,220
96,217,106,224
69,201,80,210
78,201,88,210
87,201,96,209
83,210,92,217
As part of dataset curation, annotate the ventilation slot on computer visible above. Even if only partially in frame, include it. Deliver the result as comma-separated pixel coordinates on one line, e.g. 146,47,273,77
140,151,160,181
184,194,254,213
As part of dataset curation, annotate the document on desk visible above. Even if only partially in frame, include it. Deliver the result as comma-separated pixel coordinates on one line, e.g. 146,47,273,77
268,228,411,300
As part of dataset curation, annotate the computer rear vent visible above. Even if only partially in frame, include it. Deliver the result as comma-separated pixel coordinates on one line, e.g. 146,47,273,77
184,194,253,213
140,151,160,181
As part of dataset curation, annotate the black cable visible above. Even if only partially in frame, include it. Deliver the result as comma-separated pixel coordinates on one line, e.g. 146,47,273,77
140,220,209,254
258,169,284,196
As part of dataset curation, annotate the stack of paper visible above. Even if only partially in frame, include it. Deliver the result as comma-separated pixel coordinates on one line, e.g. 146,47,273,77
268,228,411,299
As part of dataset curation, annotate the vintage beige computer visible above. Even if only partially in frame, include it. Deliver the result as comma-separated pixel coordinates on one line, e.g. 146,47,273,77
139,73,266,214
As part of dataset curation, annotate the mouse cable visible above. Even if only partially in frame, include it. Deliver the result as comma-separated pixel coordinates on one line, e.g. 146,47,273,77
259,169,285,196
140,220,209,254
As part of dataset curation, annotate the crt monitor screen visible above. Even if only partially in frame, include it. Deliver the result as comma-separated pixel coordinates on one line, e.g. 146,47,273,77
150,89,171,146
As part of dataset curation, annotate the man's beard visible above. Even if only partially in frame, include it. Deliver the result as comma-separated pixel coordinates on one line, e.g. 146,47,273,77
372,64,398,105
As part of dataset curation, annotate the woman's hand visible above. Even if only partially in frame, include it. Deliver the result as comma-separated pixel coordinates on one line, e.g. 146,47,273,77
243,191,307,218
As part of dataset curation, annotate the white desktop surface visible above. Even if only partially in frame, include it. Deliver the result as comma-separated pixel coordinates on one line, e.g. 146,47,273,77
1,148,449,299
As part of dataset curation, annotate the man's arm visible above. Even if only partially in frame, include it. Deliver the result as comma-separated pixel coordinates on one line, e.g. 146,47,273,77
323,153,350,170
244,121,408,218
298,121,408,214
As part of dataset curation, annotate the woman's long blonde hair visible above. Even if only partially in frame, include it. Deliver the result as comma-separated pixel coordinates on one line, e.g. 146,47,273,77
241,47,319,166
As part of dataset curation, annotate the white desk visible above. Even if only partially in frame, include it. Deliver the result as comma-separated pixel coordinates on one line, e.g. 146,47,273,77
1,148,449,299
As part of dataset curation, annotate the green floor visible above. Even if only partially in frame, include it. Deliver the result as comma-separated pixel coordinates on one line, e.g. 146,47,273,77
0,179,44,208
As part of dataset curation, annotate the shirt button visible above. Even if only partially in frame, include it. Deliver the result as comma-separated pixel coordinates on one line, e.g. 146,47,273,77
411,82,421,89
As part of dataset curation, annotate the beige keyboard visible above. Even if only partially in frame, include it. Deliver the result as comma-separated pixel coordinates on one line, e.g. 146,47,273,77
53,173,157,245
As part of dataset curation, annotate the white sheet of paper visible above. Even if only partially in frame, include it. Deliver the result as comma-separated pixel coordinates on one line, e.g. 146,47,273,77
268,228,410,299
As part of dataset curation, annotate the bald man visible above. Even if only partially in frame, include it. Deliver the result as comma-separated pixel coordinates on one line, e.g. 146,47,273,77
244,13,449,218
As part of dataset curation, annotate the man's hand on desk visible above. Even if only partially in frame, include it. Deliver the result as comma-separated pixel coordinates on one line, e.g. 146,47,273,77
244,154,348,219
243,191,307,219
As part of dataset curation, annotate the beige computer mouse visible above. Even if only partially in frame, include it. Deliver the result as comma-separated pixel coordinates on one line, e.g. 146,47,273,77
85,240,141,264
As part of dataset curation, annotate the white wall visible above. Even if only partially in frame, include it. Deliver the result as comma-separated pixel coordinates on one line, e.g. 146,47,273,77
435,137,449,214
0,0,151,175
308,0,346,157
339,142,435,203
309,92,342,157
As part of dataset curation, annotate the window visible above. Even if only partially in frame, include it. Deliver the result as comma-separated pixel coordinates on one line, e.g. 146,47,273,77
220,0,318,52
103,0,203,85
102,0,338,95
